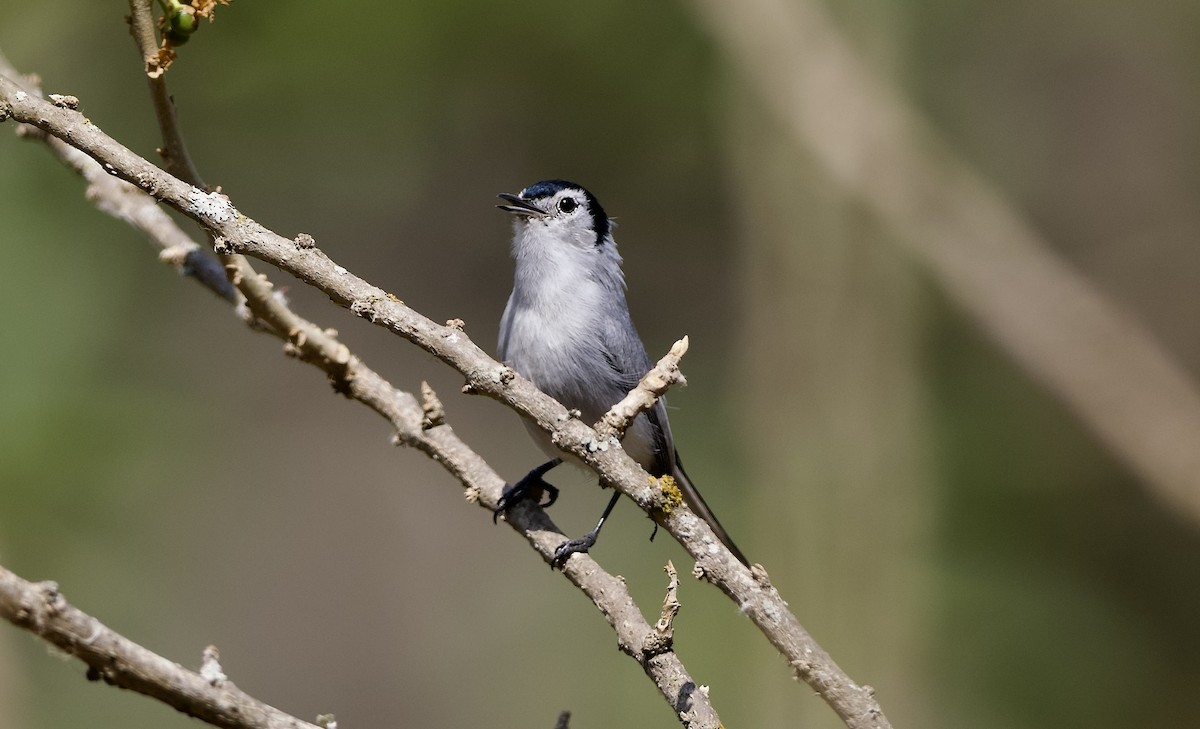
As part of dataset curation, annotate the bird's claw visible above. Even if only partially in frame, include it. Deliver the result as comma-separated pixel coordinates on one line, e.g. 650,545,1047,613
550,530,599,570
493,476,559,523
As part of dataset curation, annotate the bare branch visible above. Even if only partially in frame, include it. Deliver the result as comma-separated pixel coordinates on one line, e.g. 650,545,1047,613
0,565,320,729
126,0,306,345
0,65,729,729
0,72,888,729
596,336,689,440
0,50,235,302
420,380,447,429
127,0,200,177
644,561,681,657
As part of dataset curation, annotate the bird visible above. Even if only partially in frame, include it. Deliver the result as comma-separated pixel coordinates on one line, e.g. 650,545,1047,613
492,179,748,569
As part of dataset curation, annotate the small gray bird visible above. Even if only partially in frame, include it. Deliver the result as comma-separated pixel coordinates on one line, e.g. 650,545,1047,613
493,179,748,568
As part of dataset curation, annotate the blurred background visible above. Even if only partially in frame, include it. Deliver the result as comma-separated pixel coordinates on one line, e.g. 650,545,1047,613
3,1,1200,727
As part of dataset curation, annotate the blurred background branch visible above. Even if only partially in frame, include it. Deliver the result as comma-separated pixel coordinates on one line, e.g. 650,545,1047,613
697,2,1200,724
692,0,1200,526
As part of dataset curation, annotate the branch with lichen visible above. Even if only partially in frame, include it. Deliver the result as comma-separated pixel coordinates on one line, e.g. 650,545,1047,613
0,69,890,728
0,52,730,729
1,8,892,723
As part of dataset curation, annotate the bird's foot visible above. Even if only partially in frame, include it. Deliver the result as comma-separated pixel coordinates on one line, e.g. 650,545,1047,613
493,465,560,523
550,528,600,570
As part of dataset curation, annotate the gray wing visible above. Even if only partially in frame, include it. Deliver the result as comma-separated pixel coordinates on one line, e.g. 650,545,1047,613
598,313,677,477
497,291,517,362
600,314,750,565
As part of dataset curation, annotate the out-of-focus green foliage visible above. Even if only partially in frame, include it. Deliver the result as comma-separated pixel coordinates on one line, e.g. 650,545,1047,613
2,1,1199,727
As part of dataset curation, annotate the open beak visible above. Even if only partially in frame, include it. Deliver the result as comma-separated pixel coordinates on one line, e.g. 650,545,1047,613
497,193,547,217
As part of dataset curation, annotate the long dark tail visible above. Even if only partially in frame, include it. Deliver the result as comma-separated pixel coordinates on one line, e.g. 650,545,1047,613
672,454,749,566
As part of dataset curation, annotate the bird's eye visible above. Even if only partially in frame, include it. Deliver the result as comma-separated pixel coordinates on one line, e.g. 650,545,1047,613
557,197,578,214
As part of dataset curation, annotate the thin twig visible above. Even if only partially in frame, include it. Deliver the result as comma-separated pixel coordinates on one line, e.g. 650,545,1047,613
644,561,681,657
128,0,201,181
127,0,302,341
596,336,689,441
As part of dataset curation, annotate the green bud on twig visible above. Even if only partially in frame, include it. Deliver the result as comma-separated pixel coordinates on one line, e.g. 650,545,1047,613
163,1,199,46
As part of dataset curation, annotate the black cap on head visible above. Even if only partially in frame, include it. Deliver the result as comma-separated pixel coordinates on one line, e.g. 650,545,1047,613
520,179,610,244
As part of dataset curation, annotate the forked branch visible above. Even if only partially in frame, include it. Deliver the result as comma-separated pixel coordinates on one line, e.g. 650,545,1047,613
0,69,888,728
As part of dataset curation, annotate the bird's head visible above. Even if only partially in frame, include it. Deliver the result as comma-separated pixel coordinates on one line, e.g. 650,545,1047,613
498,179,611,252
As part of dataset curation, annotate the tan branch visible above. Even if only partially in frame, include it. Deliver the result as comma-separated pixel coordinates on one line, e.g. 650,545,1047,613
644,561,681,657
0,50,235,303
127,0,200,179
0,72,886,728
126,0,305,343
596,336,689,441
0,64,726,729
0,565,321,729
